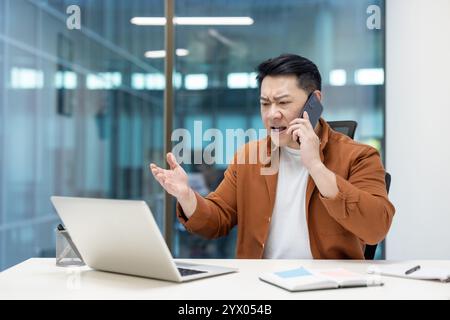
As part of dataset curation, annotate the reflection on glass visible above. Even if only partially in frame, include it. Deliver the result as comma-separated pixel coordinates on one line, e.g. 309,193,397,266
0,0,165,270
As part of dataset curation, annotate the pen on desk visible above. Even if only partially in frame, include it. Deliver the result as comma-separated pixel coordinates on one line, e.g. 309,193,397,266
405,265,420,275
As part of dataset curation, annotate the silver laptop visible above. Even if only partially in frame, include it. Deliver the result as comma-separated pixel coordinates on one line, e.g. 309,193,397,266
51,196,237,282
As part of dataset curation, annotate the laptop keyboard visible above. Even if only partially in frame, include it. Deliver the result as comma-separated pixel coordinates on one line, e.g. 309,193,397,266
178,267,207,277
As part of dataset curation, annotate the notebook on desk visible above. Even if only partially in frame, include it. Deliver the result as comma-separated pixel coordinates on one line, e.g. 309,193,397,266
367,264,450,282
259,267,383,292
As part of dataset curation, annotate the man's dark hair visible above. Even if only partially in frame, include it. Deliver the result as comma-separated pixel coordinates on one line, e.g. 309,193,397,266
256,54,322,93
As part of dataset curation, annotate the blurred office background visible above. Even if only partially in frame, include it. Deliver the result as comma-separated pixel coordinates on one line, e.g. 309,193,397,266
0,0,386,271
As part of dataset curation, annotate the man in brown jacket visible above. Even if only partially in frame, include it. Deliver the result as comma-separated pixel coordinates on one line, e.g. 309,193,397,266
150,54,395,259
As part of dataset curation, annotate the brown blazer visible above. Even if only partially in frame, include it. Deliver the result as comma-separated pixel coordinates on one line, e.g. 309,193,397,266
177,118,395,259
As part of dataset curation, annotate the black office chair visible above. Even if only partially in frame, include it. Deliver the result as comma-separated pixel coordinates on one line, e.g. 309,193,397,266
327,120,391,260
327,121,358,141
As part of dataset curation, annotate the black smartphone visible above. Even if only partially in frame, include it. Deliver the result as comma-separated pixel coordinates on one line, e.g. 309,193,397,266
296,93,323,144
301,92,323,128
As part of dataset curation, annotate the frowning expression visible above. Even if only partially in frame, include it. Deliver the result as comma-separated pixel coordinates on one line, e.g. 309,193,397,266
260,75,309,148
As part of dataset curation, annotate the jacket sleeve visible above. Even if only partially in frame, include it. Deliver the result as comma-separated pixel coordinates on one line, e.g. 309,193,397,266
176,160,238,239
318,146,396,245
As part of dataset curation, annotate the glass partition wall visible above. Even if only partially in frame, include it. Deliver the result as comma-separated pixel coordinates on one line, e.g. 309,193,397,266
0,0,386,270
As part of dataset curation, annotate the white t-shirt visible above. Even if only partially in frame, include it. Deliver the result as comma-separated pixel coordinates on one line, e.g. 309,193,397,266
263,146,313,259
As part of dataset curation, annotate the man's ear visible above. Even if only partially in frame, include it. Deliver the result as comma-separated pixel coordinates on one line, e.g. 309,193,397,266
313,90,322,102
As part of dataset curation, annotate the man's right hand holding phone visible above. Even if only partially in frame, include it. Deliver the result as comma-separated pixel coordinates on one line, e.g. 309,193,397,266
286,111,322,172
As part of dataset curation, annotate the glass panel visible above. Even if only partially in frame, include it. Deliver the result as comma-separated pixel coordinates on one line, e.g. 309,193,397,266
0,0,387,268
174,0,385,258
0,0,165,270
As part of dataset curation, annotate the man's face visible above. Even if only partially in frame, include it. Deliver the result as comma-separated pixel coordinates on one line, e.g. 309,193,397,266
260,75,309,148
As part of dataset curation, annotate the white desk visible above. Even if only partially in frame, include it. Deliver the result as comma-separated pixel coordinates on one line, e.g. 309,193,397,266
1,259,449,300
